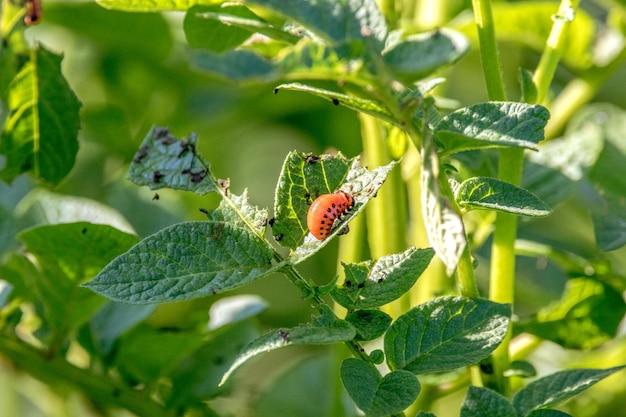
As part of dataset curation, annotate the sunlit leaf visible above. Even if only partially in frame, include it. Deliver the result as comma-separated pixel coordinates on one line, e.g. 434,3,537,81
434,102,549,155
385,296,510,374
512,367,625,416
456,176,551,217
0,47,81,185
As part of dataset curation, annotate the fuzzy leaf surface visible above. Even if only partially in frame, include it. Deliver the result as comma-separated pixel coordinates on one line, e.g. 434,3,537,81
384,296,510,374
220,306,355,385
126,126,219,194
274,83,396,127
341,358,420,417
421,134,465,275
434,102,549,155
512,367,624,416
84,197,275,304
331,247,435,309
456,177,551,217
460,386,517,417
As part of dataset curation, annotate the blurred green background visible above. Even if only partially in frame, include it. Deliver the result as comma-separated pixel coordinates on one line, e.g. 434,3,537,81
2,0,626,416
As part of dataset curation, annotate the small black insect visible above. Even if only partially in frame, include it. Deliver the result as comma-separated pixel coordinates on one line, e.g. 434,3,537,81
332,98,340,106
152,193,160,201
274,233,284,241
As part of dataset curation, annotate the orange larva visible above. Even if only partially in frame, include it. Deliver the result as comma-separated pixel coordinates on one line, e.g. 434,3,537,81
307,191,354,240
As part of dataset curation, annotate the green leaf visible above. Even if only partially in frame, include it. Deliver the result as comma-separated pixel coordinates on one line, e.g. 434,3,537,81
87,302,156,358
525,410,572,417
460,386,517,417
519,68,538,104
504,361,537,378
114,325,206,383
14,223,138,334
512,367,625,416
274,83,397,127
383,28,469,83
96,0,202,11
515,278,626,349
84,208,276,304
0,47,81,185
45,2,173,60
126,126,220,194
345,309,392,341
208,295,268,329
384,296,510,374
184,4,260,52
331,247,435,309
433,102,549,155
245,0,387,47
290,158,397,264
421,134,465,276
168,320,260,405
16,188,135,234
256,354,339,417
191,49,277,82
185,4,300,47
341,358,420,417
220,306,356,385
455,177,551,217
592,192,626,251
416,413,438,417
272,151,396,260
272,151,352,249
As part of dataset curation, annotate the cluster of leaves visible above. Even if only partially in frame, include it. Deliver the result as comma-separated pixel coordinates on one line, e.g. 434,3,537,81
1,0,626,417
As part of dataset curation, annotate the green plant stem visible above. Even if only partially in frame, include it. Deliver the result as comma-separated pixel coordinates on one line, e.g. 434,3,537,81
280,264,405,417
532,0,580,105
380,0,398,30
545,45,626,138
360,113,408,317
0,337,176,417
471,0,507,101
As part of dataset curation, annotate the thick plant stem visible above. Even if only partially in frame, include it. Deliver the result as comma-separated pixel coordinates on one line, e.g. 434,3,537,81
545,45,626,138
0,337,176,417
471,0,507,101
532,0,580,105
472,0,518,395
488,147,524,395
360,113,408,317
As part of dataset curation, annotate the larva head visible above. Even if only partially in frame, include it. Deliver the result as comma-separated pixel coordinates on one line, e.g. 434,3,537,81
306,191,354,240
